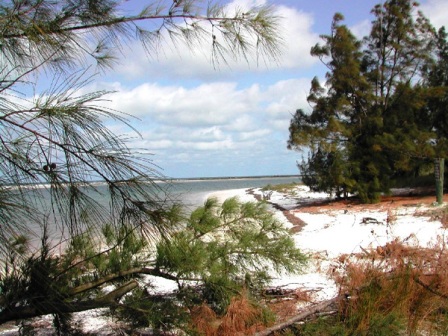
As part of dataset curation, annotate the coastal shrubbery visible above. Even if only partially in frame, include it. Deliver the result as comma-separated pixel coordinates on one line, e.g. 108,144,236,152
1,197,307,333
278,234,448,335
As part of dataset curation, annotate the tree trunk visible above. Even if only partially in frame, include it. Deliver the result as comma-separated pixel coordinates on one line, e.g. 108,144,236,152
435,158,445,205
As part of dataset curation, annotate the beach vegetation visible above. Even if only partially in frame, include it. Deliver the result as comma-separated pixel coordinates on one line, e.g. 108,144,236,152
0,0,294,333
275,236,448,335
0,196,306,333
288,0,447,203
261,182,301,193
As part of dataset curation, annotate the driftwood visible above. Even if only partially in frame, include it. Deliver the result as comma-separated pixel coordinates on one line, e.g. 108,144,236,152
361,217,382,225
254,296,342,336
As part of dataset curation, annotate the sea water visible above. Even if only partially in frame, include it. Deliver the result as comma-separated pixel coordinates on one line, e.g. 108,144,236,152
13,176,301,248
160,175,301,208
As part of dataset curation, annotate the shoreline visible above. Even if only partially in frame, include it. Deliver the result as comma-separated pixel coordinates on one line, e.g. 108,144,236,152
205,187,256,203
204,185,447,299
2,185,445,335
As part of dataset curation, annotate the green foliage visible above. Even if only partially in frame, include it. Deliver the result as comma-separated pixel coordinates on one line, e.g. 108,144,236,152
0,196,306,332
100,196,307,330
0,0,285,329
155,197,307,317
299,147,355,198
288,0,442,203
291,312,403,336
261,182,301,193
0,234,74,332
119,288,189,331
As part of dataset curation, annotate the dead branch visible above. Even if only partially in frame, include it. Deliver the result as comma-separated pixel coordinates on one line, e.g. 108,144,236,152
254,295,342,336
414,276,448,300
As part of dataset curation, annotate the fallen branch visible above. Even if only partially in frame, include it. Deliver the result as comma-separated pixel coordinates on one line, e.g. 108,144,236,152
68,267,179,296
254,296,341,336
361,217,382,225
0,280,138,324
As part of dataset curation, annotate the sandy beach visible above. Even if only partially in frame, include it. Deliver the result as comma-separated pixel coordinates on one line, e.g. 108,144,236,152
208,186,447,303
1,185,446,335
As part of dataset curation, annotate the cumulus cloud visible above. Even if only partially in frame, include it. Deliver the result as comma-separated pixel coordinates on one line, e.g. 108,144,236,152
81,1,322,177
274,5,319,69
106,82,261,126
96,76,309,177
223,115,257,132
420,0,448,29
265,78,311,129
85,1,448,178
103,78,309,131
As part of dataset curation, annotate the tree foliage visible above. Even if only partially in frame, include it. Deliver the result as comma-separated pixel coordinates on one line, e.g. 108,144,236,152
0,197,306,332
0,0,297,332
288,0,445,203
298,147,354,198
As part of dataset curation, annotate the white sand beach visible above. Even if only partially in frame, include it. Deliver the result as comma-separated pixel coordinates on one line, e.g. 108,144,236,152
1,185,445,335
208,186,446,303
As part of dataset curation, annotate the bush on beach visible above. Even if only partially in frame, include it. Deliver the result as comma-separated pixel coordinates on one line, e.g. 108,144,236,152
283,234,448,335
1,196,307,333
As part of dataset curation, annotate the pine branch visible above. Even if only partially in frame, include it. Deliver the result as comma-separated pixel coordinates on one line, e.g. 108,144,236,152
9,13,255,38
0,280,138,324
68,267,178,296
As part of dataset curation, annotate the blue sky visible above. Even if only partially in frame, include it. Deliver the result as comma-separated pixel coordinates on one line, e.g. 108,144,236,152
91,0,447,178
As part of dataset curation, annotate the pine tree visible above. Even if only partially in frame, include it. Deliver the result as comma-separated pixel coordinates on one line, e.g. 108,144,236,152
0,197,306,332
0,0,297,331
288,0,435,203
424,27,448,204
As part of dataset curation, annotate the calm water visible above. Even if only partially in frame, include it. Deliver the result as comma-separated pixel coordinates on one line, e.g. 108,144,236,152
161,175,301,208
17,176,301,239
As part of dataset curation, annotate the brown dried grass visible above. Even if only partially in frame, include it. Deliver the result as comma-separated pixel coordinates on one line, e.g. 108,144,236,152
267,299,299,323
190,290,268,336
190,303,219,336
217,292,266,336
332,237,448,334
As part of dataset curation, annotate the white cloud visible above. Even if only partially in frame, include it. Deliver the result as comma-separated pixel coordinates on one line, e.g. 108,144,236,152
103,78,310,134
275,5,319,69
265,78,311,130
225,0,267,9
189,127,226,141
95,75,310,177
238,128,271,141
178,139,234,151
350,19,371,39
106,82,261,126
223,115,257,132
420,0,448,29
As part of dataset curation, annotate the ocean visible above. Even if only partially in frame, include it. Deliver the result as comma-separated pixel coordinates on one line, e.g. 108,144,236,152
160,175,301,208
15,175,301,246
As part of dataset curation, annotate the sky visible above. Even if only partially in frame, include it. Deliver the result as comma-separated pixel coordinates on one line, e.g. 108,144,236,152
90,0,448,179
